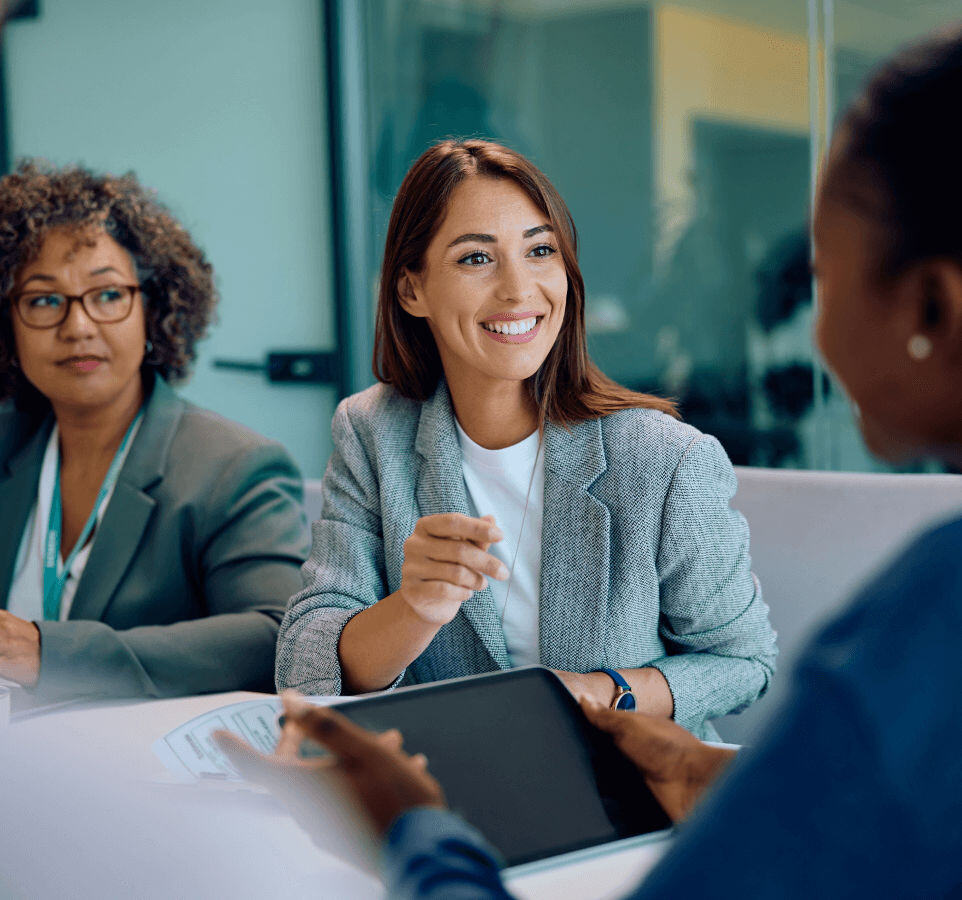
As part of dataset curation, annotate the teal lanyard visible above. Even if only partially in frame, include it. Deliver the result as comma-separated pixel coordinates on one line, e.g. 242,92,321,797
42,410,144,621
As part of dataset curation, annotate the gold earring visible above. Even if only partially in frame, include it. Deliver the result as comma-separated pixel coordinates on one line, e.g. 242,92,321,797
907,334,933,361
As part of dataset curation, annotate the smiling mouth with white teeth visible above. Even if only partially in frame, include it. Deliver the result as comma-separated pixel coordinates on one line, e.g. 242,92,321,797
481,316,541,335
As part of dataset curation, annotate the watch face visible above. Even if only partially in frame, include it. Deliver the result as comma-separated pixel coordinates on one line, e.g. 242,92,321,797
615,692,637,711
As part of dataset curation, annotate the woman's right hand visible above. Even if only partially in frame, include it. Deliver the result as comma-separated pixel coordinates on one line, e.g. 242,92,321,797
398,513,508,626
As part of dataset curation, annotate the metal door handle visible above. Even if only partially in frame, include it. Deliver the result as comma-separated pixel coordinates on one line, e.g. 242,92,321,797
213,350,340,384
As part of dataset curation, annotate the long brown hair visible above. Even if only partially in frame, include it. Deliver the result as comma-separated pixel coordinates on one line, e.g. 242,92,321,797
373,139,678,424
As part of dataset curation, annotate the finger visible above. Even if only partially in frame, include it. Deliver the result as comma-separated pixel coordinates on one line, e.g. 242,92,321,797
410,753,429,771
275,718,307,758
421,535,509,580
407,559,487,591
377,729,404,752
280,689,310,717
420,513,503,545
214,730,271,781
580,698,630,735
284,702,389,766
471,515,498,552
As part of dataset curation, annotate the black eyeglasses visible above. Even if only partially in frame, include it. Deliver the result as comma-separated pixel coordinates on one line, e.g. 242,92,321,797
12,284,141,329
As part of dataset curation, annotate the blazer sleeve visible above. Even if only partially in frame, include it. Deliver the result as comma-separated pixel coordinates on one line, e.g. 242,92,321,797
646,435,778,734
33,442,309,701
275,400,391,695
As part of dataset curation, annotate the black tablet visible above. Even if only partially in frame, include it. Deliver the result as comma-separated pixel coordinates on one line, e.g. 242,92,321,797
319,666,672,867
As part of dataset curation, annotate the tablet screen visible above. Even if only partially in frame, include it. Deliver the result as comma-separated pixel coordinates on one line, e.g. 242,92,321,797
325,666,671,866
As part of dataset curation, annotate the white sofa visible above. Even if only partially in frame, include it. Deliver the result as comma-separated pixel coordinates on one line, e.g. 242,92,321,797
302,468,962,743
719,466,962,743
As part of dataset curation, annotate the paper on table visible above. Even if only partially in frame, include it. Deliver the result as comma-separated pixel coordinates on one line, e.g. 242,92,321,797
152,695,345,782
153,697,281,781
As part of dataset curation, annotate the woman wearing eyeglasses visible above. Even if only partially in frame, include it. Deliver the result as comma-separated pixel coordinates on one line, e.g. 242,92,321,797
0,161,310,703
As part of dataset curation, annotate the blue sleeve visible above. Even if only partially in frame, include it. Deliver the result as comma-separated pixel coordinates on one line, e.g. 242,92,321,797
383,808,515,899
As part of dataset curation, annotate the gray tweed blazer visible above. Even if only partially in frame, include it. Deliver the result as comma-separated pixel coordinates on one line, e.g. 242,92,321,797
276,380,777,738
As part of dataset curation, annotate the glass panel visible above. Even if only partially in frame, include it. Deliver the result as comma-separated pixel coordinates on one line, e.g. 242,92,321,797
649,3,813,467
356,0,957,470
360,0,814,468
820,0,962,473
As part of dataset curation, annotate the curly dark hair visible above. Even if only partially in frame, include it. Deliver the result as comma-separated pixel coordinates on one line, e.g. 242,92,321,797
0,159,217,407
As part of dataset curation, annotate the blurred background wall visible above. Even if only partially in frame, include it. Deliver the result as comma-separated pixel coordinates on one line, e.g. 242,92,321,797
3,0,959,477
3,0,337,475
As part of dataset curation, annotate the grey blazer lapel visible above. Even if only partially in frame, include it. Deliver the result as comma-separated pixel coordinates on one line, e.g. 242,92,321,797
68,377,182,622
414,382,511,669
0,416,54,606
538,417,611,669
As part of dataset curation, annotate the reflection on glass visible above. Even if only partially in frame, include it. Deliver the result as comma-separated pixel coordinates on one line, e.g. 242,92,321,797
355,0,959,471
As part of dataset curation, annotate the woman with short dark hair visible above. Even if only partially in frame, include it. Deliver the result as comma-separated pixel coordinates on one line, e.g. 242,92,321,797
276,139,777,739
0,161,310,702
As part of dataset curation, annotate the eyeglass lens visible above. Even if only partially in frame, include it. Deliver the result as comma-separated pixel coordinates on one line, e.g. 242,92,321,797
16,286,135,327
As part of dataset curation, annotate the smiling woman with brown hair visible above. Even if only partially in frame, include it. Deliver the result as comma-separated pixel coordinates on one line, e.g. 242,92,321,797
277,139,777,740
0,160,310,703
230,27,962,900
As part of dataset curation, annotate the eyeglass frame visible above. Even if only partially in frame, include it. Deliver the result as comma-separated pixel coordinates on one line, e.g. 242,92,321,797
9,284,142,330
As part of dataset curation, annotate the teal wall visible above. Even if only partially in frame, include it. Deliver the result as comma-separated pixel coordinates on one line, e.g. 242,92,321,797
4,0,336,478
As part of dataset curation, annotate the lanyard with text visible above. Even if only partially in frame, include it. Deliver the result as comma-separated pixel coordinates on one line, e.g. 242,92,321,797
42,410,144,622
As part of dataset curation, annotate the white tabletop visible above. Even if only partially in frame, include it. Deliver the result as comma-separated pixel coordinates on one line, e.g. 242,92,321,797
2,691,671,899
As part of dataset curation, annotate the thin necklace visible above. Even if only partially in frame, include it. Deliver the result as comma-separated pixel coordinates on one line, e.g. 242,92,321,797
499,433,543,628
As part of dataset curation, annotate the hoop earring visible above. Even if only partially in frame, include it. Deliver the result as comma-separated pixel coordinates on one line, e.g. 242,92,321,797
907,334,932,361
145,339,154,358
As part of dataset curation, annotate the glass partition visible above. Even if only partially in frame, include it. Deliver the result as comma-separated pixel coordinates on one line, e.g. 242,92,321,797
816,0,960,472
342,0,961,471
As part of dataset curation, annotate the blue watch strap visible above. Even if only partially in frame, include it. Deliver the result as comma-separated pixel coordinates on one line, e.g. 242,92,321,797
596,668,636,711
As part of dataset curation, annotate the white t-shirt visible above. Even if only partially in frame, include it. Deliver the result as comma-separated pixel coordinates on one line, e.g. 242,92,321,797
7,421,140,623
455,421,544,666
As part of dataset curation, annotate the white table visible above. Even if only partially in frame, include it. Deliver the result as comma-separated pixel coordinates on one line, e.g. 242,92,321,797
1,691,671,899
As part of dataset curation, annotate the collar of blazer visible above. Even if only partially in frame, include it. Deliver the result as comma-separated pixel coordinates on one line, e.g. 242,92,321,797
0,371,186,619
412,378,612,671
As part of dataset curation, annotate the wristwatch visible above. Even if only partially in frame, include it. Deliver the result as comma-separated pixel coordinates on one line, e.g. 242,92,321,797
595,668,636,711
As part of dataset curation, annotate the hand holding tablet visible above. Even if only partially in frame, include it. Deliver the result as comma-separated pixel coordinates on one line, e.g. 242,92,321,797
220,668,674,868
581,700,736,822
215,694,445,873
